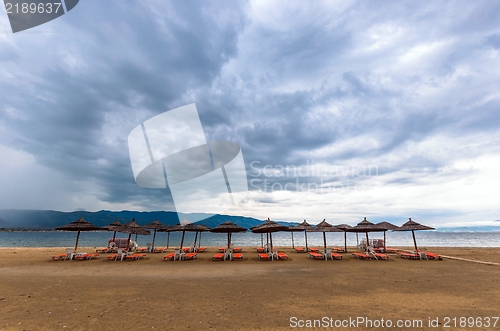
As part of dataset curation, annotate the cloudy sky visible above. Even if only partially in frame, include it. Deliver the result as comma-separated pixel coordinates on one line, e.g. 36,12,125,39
1,1,500,227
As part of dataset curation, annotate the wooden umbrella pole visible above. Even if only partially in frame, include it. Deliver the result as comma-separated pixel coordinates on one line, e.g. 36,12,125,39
270,232,273,251
180,231,185,249
198,232,202,248
344,231,347,253
112,231,117,241
166,232,170,249
227,233,230,249
152,229,157,249
412,230,418,251
260,233,263,247
127,233,132,252
323,232,327,251
74,231,81,251
305,231,309,251
384,231,386,251
291,232,295,249
194,231,199,248
365,232,369,251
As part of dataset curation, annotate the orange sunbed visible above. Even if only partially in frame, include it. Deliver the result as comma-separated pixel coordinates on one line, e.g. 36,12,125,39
308,247,319,253
153,247,165,253
330,252,343,260
258,253,271,260
309,252,324,260
218,247,226,253
256,247,266,253
277,252,288,260
233,247,242,253
294,247,305,253
212,253,225,261
352,252,371,260
232,253,243,261
331,247,345,253
425,252,442,260
164,253,175,261
398,251,419,259
197,247,207,253
51,254,67,261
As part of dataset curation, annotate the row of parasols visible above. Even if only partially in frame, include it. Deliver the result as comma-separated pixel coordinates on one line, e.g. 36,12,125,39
55,217,434,253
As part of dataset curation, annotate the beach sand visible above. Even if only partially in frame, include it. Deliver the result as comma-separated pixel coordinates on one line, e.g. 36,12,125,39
0,247,499,330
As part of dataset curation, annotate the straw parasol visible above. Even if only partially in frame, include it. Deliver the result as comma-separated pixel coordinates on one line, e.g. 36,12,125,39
210,221,247,249
193,224,211,249
288,220,314,251
394,218,435,251
335,224,352,253
251,218,288,251
169,219,209,249
102,220,123,242
313,219,343,251
144,219,165,251
111,219,150,251
376,221,399,250
55,217,101,251
347,217,384,249
158,225,174,249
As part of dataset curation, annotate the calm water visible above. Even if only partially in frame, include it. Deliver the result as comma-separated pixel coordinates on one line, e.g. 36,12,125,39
0,231,499,248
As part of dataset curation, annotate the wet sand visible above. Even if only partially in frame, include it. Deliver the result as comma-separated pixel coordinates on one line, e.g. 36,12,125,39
0,247,499,330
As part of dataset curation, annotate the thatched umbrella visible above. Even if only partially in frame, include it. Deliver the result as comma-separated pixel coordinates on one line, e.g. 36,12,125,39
144,219,165,251
335,224,352,253
251,218,288,251
157,225,174,249
394,218,434,251
55,217,101,251
102,220,123,242
347,217,384,250
110,219,150,251
210,221,247,249
169,220,208,249
376,221,399,250
288,220,314,251
193,224,211,249
313,219,343,251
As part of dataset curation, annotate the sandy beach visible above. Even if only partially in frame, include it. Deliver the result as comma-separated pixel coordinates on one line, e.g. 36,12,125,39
1,247,499,330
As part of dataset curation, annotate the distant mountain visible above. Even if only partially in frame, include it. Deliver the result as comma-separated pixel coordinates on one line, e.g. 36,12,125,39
0,217,10,228
0,209,296,230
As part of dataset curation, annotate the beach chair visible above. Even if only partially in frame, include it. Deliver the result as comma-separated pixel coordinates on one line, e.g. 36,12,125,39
51,253,67,261
232,253,243,261
351,252,371,260
331,247,345,253
308,247,319,253
277,252,288,260
153,247,165,253
233,247,242,253
182,247,191,254
309,252,324,260
212,253,225,261
324,248,342,260
137,247,147,253
197,247,207,253
385,247,399,253
183,252,197,260
256,247,266,253
424,251,442,260
146,243,152,253
258,253,271,261
398,251,419,259
367,247,389,260
164,249,181,261
294,247,305,253
95,247,110,254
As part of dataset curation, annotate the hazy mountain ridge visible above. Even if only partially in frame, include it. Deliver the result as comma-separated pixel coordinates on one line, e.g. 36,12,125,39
0,210,295,229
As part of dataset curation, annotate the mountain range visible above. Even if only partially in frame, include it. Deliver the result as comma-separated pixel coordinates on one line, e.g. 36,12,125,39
0,209,295,230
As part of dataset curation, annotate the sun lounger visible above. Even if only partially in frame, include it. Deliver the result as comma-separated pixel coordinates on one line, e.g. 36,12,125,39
183,253,197,260
233,247,242,253
51,253,68,261
124,254,142,261
425,252,442,260
294,247,305,253
95,247,110,254
331,247,345,253
197,247,207,253
398,251,420,259
309,252,324,260
256,247,266,253
367,247,389,260
212,253,225,261
258,253,271,260
324,249,342,260
308,247,319,253
153,247,165,253
352,252,372,260
385,247,399,253
277,252,288,260
232,253,243,261
136,247,147,253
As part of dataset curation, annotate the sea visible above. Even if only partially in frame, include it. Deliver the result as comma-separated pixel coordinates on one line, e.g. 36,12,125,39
0,230,499,248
